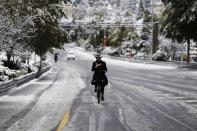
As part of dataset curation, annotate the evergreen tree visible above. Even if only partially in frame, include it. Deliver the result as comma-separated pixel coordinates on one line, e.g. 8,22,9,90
1,0,68,69
0,0,35,66
161,0,197,63
27,0,68,57
137,0,145,20
141,10,152,42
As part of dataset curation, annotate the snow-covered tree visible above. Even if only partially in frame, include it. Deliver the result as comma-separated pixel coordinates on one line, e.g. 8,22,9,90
25,1,68,57
141,10,152,42
162,0,197,63
0,0,68,69
0,0,35,67
136,0,145,20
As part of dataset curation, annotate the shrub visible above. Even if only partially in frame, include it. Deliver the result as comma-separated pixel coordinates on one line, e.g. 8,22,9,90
152,51,168,61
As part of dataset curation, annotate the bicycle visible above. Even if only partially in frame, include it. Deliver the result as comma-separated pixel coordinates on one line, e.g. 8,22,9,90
95,79,104,104
54,54,58,63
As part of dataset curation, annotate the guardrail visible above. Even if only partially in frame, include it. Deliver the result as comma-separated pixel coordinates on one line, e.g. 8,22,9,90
0,65,51,95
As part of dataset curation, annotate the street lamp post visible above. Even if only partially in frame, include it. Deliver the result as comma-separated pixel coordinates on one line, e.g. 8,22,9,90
104,29,107,48
151,0,159,55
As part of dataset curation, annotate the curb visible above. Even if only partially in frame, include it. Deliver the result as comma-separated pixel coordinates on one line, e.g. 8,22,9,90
179,63,197,69
0,65,51,95
104,55,181,67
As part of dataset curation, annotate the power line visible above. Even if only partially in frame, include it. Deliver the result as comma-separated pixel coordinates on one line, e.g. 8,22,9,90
61,22,155,28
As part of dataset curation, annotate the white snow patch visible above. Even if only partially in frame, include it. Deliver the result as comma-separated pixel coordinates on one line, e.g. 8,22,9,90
73,47,176,70
0,95,34,102
103,57,176,70
6,60,86,131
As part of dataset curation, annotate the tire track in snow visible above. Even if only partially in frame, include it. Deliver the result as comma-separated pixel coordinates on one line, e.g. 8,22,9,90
0,70,62,131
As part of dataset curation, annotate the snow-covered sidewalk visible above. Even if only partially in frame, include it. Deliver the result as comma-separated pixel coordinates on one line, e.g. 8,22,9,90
0,52,86,131
75,46,197,69
6,65,86,131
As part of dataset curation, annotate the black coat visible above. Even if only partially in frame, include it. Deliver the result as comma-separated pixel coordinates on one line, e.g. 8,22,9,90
91,60,108,86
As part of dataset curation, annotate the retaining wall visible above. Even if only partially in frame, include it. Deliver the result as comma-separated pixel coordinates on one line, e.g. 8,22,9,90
0,65,51,95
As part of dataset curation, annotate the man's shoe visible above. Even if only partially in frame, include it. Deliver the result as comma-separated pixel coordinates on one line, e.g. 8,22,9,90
101,97,104,101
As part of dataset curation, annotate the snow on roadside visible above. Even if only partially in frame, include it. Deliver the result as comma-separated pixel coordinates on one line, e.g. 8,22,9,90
0,52,6,61
103,58,176,70
0,95,34,102
73,47,95,61
0,52,43,83
6,59,86,131
73,47,176,70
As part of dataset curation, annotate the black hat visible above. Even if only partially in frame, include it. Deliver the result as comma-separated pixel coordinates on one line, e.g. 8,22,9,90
95,53,102,58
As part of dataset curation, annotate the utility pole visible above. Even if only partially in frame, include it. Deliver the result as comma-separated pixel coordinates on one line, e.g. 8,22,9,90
104,29,107,48
187,39,190,64
152,22,159,54
77,24,80,41
151,0,159,55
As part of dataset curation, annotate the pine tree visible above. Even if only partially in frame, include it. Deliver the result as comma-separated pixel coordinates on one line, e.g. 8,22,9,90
137,0,145,20
27,0,68,57
0,0,35,66
141,10,152,42
0,0,68,69
161,0,197,63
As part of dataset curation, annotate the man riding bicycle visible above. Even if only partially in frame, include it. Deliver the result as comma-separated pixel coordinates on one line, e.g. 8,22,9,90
91,53,108,101
54,53,58,63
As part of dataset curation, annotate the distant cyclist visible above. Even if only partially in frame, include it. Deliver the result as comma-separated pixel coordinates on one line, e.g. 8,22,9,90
54,53,58,63
91,53,108,101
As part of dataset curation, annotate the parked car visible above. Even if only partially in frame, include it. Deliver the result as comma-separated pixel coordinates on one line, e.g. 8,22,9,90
67,52,76,60
133,53,150,60
191,55,197,63
41,54,47,61
152,51,168,61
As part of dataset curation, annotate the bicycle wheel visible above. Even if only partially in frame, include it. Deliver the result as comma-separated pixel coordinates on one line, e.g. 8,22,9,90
97,85,101,103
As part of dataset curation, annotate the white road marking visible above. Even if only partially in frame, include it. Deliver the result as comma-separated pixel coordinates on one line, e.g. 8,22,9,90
98,111,105,131
89,113,96,131
118,108,124,124
170,96,188,100
184,100,197,103
92,96,97,105
151,104,197,131
67,111,79,128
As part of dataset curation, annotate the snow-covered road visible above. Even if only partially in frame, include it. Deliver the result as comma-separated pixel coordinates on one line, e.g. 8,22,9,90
0,50,86,131
0,46,197,131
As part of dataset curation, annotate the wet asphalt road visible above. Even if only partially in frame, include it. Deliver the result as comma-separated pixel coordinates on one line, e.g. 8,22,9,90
0,47,197,131
63,48,197,131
